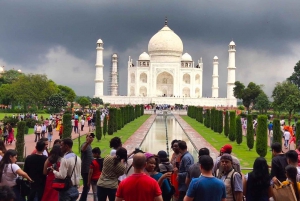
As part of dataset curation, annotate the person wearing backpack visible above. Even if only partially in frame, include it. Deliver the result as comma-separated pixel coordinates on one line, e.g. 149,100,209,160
216,154,243,201
88,147,103,201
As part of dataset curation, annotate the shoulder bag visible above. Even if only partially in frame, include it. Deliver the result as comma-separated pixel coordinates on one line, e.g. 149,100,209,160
52,155,77,191
11,165,31,196
272,179,297,201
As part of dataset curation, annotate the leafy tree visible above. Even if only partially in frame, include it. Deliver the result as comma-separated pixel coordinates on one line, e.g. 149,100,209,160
246,115,254,150
103,114,107,137
91,97,103,107
77,97,91,110
48,94,67,110
11,74,58,106
15,121,26,162
273,119,282,146
272,81,300,125
0,69,22,86
58,85,76,102
224,111,229,137
0,84,15,105
95,110,102,141
62,114,72,139
236,116,243,145
233,81,262,111
287,61,300,89
254,92,270,114
256,115,268,157
229,111,236,141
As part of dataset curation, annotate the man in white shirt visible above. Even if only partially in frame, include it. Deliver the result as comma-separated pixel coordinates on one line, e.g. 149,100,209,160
80,118,85,131
284,128,291,149
51,138,82,201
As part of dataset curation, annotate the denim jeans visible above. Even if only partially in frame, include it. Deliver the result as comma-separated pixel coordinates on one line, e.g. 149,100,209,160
79,173,90,201
48,132,53,142
97,186,116,201
59,186,79,201
12,185,26,201
91,180,98,201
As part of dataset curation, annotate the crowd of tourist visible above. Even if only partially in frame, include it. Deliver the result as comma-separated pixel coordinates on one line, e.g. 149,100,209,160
2,118,300,201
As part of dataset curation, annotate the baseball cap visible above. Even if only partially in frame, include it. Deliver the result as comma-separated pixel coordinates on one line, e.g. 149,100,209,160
222,144,232,153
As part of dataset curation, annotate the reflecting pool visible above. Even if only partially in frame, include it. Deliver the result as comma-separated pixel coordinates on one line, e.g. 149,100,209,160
140,115,198,161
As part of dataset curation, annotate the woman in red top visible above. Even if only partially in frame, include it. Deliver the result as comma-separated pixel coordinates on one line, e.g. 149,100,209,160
88,147,103,201
41,145,62,201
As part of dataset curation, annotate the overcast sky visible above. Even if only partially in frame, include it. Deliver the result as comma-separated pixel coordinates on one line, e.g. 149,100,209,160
1,1,299,98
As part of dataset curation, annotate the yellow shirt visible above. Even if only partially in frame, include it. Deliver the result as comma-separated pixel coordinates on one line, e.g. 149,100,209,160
282,181,300,194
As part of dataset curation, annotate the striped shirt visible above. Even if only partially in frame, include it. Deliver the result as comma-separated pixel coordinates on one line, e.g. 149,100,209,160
97,155,126,189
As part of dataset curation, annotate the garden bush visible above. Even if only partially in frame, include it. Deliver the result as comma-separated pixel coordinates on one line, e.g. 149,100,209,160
218,110,223,134
296,121,300,143
103,114,107,137
2,117,19,127
95,110,102,141
62,114,72,139
16,121,26,162
199,107,203,123
24,118,40,128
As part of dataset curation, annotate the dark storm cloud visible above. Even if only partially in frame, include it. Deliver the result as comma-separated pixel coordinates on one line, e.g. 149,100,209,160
1,0,300,97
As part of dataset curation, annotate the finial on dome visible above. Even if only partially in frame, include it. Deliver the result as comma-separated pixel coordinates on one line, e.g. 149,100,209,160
165,17,168,26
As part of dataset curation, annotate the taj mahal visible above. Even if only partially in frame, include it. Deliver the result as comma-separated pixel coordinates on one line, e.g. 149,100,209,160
94,19,237,107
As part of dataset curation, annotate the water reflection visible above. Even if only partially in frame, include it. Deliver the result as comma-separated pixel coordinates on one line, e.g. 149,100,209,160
140,115,198,162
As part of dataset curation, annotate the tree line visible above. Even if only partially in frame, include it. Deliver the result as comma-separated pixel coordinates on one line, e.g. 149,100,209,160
187,106,300,157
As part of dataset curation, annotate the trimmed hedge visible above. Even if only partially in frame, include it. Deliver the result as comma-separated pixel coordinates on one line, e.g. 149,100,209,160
206,109,211,128
256,115,268,157
229,111,236,141
218,110,223,134
199,107,203,123
103,114,107,137
273,119,282,146
236,116,243,145
246,115,254,150
108,108,114,135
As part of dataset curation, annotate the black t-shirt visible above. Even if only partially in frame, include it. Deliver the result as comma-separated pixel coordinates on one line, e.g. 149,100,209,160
24,154,47,189
270,154,288,182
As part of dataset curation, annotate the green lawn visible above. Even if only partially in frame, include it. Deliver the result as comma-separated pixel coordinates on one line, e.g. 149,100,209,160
72,115,151,156
181,116,272,172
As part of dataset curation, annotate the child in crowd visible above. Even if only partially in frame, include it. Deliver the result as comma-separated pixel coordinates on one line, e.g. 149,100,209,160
88,147,103,201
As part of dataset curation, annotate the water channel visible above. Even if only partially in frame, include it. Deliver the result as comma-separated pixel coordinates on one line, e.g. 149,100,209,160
140,114,199,161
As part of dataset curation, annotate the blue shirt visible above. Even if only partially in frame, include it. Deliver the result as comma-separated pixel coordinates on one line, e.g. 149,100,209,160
268,123,273,130
178,151,194,191
187,176,226,201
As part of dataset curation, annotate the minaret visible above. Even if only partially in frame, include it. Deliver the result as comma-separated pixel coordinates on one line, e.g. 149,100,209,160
212,56,219,98
94,39,104,97
110,53,118,96
227,41,236,99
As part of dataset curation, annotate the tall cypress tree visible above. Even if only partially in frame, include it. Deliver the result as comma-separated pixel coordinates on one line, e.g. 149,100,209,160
199,107,203,123
296,121,300,144
206,109,211,128
224,111,229,137
273,119,282,146
214,110,219,133
108,108,114,135
95,110,102,141
246,114,254,150
218,110,223,134
62,114,72,139
16,121,26,161
256,115,268,157
210,109,215,130
229,111,236,141
103,114,107,138
236,116,243,144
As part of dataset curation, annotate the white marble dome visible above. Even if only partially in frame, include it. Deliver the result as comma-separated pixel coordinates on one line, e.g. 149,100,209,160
139,52,150,60
97,39,103,44
148,25,183,57
112,53,117,57
229,41,235,46
181,53,192,61
214,56,218,59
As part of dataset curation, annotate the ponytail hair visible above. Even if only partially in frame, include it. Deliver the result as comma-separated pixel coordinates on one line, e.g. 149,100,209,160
113,147,127,166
